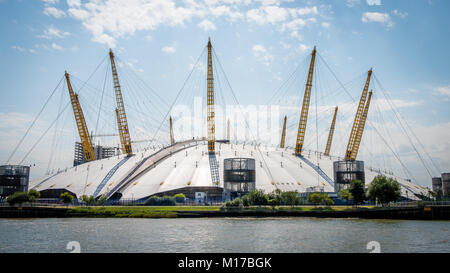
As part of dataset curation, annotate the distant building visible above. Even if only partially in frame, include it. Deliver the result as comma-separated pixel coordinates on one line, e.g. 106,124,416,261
0,165,30,198
73,142,118,166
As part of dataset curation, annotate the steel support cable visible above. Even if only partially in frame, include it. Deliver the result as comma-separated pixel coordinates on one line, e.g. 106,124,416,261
318,53,416,180
115,55,170,108
117,61,168,121
266,56,309,105
46,82,66,173
146,47,207,149
94,64,109,142
6,75,65,164
373,74,441,176
373,74,435,178
212,49,276,186
19,102,71,165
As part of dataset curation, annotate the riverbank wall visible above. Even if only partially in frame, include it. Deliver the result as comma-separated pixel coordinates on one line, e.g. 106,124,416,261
0,205,449,220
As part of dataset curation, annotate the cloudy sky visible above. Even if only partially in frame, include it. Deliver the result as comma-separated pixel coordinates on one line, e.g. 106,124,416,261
0,0,449,186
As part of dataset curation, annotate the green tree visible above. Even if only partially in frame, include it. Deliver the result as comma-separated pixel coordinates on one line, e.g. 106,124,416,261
6,192,29,206
280,191,301,206
349,179,366,206
27,189,40,202
321,193,334,206
338,189,353,204
307,192,322,206
247,189,268,206
367,175,401,206
174,193,186,203
231,198,243,207
60,192,74,206
241,195,250,207
96,195,108,206
80,195,95,205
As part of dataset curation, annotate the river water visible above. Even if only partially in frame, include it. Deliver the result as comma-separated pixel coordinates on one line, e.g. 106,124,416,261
0,218,449,253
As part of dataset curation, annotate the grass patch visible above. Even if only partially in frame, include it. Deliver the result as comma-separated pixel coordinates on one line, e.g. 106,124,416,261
68,206,220,218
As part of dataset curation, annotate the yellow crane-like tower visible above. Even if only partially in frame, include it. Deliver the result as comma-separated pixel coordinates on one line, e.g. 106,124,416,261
295,46,317,156
109,49,133,156
169,116,175,145
280,115,287,149
207,38,215,154
345,69,372,160
324,106,338,156
350,90,373,160
65,71,96,162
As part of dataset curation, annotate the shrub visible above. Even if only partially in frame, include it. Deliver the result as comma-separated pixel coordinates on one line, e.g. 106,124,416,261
247,189,268,206
27,189,40,202
60,192,74,205
145,196,176,206
307,192,322,206
231,198,243,207
174,193,186,203
280,191,301,206
6,192,30,206
96,195,107,206
80,195,96,205
241,195,250,207
338,189,353,203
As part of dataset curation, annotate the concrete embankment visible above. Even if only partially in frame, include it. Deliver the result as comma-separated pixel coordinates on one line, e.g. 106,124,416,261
0,205,449,220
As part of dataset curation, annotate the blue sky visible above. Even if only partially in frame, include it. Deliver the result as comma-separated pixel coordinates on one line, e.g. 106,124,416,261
0,0,449,186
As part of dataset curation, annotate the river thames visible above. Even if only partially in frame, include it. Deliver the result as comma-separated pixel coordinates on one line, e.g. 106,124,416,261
0,217,449,253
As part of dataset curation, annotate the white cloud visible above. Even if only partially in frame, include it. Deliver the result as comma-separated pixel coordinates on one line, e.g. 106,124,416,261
43,7,66,18
392,9,408,19
366,0,381,5
298,43,310,52
11,45,26,52
321,22,330,28
39,26,70,39
436,86,450,96
252,44,273,66
41,0,59,4
346,0,360,7
56,1,323,47
362,12,393,27
162,46,176,54
51,43,63,50
197,19,216,31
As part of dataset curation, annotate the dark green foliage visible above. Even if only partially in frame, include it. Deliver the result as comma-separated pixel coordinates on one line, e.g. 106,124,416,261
247,189,268,206
349,179,366,205
280,191,301,206
80,195,96,205
367,175,402,206
241,195,250,207
307,192,322,206
27,189,40,202
338,189,353,203
174,193,186,203
307,192,334,206
60,192,74,205
231,198,243,207
6,189,41,206
145,196,176,206
6,192,30,206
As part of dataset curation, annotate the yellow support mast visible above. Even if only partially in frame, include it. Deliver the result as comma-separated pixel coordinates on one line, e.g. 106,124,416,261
109,49,133,156
350,90,373,160
169,116,175,145
65,71,96,162
295,46,317,156
207,38,216,154
345,69,372,160
324,106,338,156
280,115,287,149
